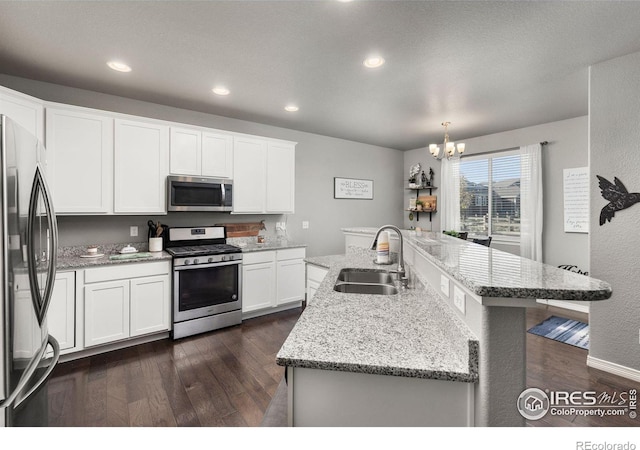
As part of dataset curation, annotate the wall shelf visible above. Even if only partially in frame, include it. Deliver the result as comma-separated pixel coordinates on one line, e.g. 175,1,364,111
406,186,437,222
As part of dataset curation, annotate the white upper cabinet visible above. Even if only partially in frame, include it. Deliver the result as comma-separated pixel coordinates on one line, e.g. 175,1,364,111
266,141,296,213
0,86,44,142
114,118,169,214
170,126,233,178
45,105,113,214
202,131,233,178
170,126,201,175
0,88,45,216
233,136,267,213
233,136,296,214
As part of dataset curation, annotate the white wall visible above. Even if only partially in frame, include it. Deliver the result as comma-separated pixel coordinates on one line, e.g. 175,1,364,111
404,117,590,272
589,51,640,374
0,74,405,257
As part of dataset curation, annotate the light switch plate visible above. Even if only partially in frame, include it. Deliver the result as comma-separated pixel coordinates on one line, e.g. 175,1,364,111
302,221,309,229
130,226,138,237
440,275,450,297
453,286,466,314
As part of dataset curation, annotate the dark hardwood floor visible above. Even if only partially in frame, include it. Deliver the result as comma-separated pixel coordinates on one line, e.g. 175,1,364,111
45,304,640,427
46,308,301,427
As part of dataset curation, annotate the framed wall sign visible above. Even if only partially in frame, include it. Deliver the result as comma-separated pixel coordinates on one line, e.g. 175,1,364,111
334,177,374,199
563,167,589,233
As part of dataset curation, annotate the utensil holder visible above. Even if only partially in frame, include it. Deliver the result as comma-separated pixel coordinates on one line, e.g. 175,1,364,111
149,237,163,252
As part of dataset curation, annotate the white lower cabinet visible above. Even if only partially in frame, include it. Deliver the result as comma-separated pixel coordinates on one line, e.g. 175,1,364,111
130,275,170,337
306,263,329,305
83,261,170,348
49,271,76,352
242,254,276,313
242,248,306,315
13,271,76,358
277,251,305,305
84,280,130,347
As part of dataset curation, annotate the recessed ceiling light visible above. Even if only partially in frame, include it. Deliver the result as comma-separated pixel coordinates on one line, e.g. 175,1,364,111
107,60,132,73
212,86,230,96
284,105,299,112
363,56,385,69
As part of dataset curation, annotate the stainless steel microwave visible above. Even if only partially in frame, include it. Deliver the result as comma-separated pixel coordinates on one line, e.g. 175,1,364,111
167,176,233,212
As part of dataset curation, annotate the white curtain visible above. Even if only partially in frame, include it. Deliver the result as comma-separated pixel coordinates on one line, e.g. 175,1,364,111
520,143,543,262
441,157,461,232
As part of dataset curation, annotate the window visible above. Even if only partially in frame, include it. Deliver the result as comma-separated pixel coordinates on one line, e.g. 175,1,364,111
458,150,521,239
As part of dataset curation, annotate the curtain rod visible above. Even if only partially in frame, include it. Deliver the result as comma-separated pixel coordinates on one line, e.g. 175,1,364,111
486,141,549,154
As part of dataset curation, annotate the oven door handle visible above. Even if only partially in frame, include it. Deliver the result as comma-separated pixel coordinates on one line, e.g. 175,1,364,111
174,260,242,271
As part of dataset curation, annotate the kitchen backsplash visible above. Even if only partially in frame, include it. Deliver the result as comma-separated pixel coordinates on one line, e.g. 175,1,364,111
56,213,287,247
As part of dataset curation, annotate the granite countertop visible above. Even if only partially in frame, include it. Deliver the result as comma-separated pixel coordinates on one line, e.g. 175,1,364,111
56,243,171,270
341,227,612,301
277,247,479,383
228,237,306,253
56,238,306,270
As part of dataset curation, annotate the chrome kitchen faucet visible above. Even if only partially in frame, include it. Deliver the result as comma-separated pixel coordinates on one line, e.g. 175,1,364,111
370,225,408,289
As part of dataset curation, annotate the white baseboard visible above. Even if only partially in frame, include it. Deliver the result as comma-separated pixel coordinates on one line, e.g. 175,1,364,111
536,299,590,314
586,355,640,383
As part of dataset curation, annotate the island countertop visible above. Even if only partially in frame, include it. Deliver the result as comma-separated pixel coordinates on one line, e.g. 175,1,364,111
341,227,612,301
276,247,479,383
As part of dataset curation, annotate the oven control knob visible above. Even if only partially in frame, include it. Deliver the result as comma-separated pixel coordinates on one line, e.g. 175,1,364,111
184,259,191,265
194,258,199,264
221,255,228,261
208,257,214,263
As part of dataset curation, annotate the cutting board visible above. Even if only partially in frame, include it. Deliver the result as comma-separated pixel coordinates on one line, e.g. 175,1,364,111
216,221,266,237
109,252,154,261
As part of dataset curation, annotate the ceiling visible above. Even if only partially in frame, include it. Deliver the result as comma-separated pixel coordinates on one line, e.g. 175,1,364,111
2,1,640,151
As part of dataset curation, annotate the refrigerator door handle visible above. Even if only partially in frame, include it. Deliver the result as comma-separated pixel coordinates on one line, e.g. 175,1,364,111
26,164,58,326
13,335,60,409
0,335,58,410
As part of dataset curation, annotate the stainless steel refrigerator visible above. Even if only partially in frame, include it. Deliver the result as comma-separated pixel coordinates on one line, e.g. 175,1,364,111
0,114,60,426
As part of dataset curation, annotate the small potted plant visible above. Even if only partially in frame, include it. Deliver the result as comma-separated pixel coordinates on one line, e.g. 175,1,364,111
415,199,425,211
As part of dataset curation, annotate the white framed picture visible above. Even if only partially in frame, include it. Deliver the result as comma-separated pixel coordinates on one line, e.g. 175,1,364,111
334,177,374,199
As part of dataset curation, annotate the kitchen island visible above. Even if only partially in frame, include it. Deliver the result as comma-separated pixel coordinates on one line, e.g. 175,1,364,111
276,229,612,427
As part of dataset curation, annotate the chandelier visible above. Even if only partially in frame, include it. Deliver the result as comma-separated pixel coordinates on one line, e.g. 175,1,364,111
429,121,465,160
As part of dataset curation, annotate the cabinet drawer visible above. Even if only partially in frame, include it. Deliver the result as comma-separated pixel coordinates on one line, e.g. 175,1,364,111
277,247,306,261
243,250,276,265
84,261,170,283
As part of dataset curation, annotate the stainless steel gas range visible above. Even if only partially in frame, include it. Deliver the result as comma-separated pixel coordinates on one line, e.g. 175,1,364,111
165,226,242,339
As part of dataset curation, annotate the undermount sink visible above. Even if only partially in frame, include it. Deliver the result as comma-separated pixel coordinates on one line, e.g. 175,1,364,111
333,283,398,295
337,268,394,285
333,268,398,295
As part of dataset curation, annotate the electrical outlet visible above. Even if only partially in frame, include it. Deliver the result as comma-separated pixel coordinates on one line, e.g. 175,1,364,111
302,221,309,229
130,226,138,237
440,275,450,297
453,286,466,314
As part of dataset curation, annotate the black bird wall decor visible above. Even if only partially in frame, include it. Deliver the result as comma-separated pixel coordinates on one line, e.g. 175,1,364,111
597,175,640,225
